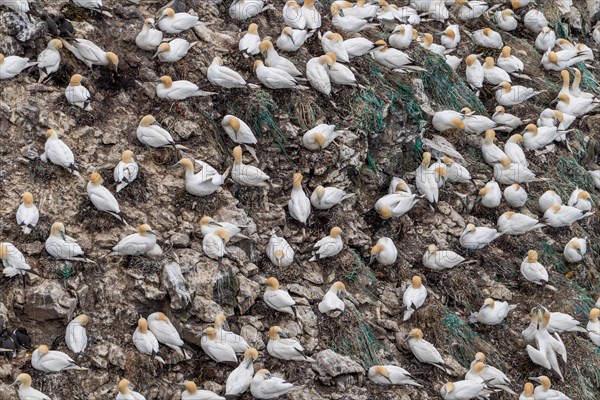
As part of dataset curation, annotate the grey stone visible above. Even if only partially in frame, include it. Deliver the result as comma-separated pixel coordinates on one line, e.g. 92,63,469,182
23,280,77,321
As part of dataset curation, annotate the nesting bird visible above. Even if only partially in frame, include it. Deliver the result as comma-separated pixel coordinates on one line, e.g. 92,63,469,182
107,224,159,257
176,159,228,197
32,345,87,372
288,172,311,224
469,298,517,325
157,8,201,33
16,192,39,234
114,150,138,193
136,18,163,51
266,234,294,267
156,76,216,100
231,146,270,187
87,172,127,223
147,312,191,359
45,222,93,262
368,365,422,387
65,314,89,354
309,227,344,261
319,281,346,315
267,326,314,362
13,373,51,400
65,74,91,111
370,237,398,265
402,276,427,321
263,277,298,318
226,348,259,397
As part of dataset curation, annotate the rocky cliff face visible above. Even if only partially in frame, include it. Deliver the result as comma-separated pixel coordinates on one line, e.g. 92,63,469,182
0,0,599,399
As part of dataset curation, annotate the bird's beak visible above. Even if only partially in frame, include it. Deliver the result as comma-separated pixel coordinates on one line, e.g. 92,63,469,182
147,230,157,236
60,232,66,241
339,9,345,16
369,255,376,265
492,85,501,91
492,111,499,118
11,381,19,386
171,162,182,169
279,332,289,339
153,50,160,58
289,35,295,45
157,15,165,22
465,3,473,9
210,221,223,227
435,31,444,36
530,377,541,383
481,304,489,309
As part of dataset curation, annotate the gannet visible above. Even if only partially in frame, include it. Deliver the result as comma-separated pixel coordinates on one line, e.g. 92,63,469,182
465,54,484,91
554,93,599,117
462,108,498,134
260,40,302,77
470,28,503,49
302,123,344,150
226,348,258,396
303,0,323,31
254,60,303,90
521,250,555,289
13,373,50,400
568,189,592,211
343,37,375,58
469,298,516,325
520,382,535,399
42,129,79,174
267,326,314,362
493,156,538,184
497,211,544,235
0,53,36,80
440,380,492,399
202,229,228,261
37,39,62,81
541,49,587,71
336,0,379,19
571,69,595,99
479,180,502,208
368,365,422,386
310,185,354,209
407,329,453,373
524,9,548,32
136,18,163,51
176,159,228,197
539,190,562,213
537,109,575,131
310,227,344,261
460,223,502,250
319,281,346,314
535,26,556,52
200,216,248,243
107,224,158,256
114,150,138,193
277,27,309,52
64,74,91,111
45,222,93,262
589,170,600,189
266,234,294,267
250,369,295,399
321,32,349,63
157,8,201,33
441,25,460,49
229,0,271,20
117,379,145,400
132,317,164,364
370,237,398,265
87,172,126,223
208,57,254,89
522,124,562,150
288,172,310,223
0,242,32,278
157,76,216,100
455,0,488,20
372,40,424,72
504,184,527,207
239,23,261,57
465,361,515,395
495,82,541,106
587,308,600,347
422,244,469,270
432,110,466,132
264,277,298,317
201,327,237,363
497,46,524,74
494,9,518,31
531,376,571,399
526,309,566,379
181,381,224,400
306,55,332,95
375,193,419,219
283,1,306,29
212,313,249,353
481,129,507,165
32,345,87,372
388,177,411,195
543,204,592,228
154,39,196,62
415,152,441,204
544,309,587,334
231,146,270,187
417,33,446,55
389,24,413,49
147,312,190,359
137,115,175,148
325,52,359,87
594,24,600,45
61,38,118,72
16,192,39,234
504,134,527,166
65,314,89,354
563,237,586,263
402,276,427,321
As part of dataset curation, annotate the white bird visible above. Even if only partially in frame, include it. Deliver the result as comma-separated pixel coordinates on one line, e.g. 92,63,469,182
147,312,190,359
539,190,562,213
440,380,491,400
61,38,118,72
251,369,295,399
65,314,89,354
0,242,31,278
136,18,163,51
567,189,592,211
264,277,297,317
13,373,50,400
254,60,303,90
481,129,507,165
229,0,270,20
199,216,248,243
371,40,423,72
469,298,516,325
318,281,346,314
176,159,228,197
545,310,587,334
32,345,87,372
310,227,344,261
504,134,527,166
288,172,310,224
65,73,91,111
306,55,332,95
283,1,306,29
226,348,258,396
277,27,309,52
87,172,126,223
402,276,427,321
374,193,419,219
479,180,502,208
470,28,503,49
114,150,138,193
41,129,79,175
432,110,466,132
240,23,261,57
343,37,375,58
136,115,174,147
465,54,484,91
483,56,511,85
497,46,524,75
303,0,322,30
222,115,257,145
331,4,375,33
441,25,460,49
16,192,39,234
370,237,398,265
543,204,592,228
37,39,62,81
267,326,314,362
504,184,528,207
201,327,237,364
389,24,413,49
388,177,411,195
594,24,600,45
589,170,600,189
311,185,353,209
462,108,497,134
303,123,344,150
415,152,442,204
535,26,556,52
465,361,515,395
108,224,158,257
72,0,105,13
325,52,359,87
563,237,586,263
526,310,566,379
587,308,600,347
157,8,201,34
208,57,253,89
455,0,488,20
460,223,502,250
157,76,216,100
493,157,538,184
497,211,544,235
260,40,302,77
45,222,93,262
132,317,163,363
321,31,349,62
181,381,224,400
524,8,548,32
417,33,446,55
407,329,453,373
266,234,294,267
154,39,196,62
116,379,145,400
494,9,518,31
422,244,469,270
531,376,571,400
495,81,541,106
202,229,229,261
368,365,422,387
231,146,270,187
554,93,599,117
0,53,36,80
521,250,555,289
522,124,562,150
571,69,595,99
